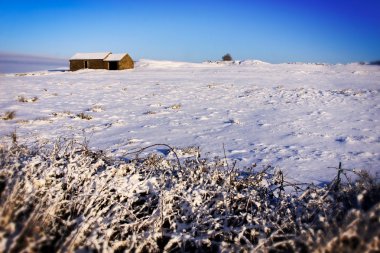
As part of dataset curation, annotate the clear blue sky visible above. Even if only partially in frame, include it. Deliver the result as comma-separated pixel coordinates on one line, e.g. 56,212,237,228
0,0,379,63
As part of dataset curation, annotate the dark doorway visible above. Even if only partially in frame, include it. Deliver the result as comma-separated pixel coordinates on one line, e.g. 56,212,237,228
84,61,88,68
109,61,118,70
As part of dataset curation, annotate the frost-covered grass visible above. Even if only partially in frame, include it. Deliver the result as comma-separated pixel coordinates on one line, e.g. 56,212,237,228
0,139,379,252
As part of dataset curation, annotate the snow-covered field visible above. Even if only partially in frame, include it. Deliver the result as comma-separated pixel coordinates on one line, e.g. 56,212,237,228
0,60,379,182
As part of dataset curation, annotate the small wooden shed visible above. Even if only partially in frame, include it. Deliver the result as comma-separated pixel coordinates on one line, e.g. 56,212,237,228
104,53,134,70
69,52,134,71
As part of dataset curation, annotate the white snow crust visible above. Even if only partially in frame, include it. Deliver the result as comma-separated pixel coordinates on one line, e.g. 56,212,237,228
104,54,127,61
70,52,111,60
0,59,379,183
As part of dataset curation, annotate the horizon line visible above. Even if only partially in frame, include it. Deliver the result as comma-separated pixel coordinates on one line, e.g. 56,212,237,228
1,51,379,65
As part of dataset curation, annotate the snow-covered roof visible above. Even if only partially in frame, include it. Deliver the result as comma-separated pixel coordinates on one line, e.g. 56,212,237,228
104,54,127,61
70,52,111,60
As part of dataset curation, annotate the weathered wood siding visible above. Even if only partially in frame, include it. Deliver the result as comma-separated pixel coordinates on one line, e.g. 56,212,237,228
70,59,108,71
70,60,84,71
118,54,134,70
88,59,106,69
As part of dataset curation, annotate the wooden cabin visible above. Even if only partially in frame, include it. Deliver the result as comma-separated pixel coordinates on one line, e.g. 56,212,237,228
69,52,134,71
103,54,134,70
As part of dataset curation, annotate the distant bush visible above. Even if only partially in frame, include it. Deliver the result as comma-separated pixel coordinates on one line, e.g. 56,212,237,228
0,140,379,252
222,53,233,61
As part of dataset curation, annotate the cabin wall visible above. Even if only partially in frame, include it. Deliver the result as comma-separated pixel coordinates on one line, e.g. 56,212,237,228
88,59,106,69
70,60,84,71
70,59,108,71
118,54,134,69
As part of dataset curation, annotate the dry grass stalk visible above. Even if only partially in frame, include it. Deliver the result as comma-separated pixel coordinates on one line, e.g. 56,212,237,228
17,96,38,103
76,112,92,120
2,111,16,120
0,140,378,252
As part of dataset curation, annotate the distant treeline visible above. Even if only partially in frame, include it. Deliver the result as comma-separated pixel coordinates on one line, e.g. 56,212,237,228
369,60,380,65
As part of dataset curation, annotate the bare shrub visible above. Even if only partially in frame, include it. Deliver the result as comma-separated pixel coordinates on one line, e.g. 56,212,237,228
17,95,28,102
17,96,38,103
0,140,378,252
2,111,16,120
76,112,92,120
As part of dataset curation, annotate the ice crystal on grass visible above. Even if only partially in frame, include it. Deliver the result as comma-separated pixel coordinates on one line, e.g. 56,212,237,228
0,140,379,252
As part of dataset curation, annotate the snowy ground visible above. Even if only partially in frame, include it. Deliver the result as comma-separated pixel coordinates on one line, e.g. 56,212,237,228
0,60,379,183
